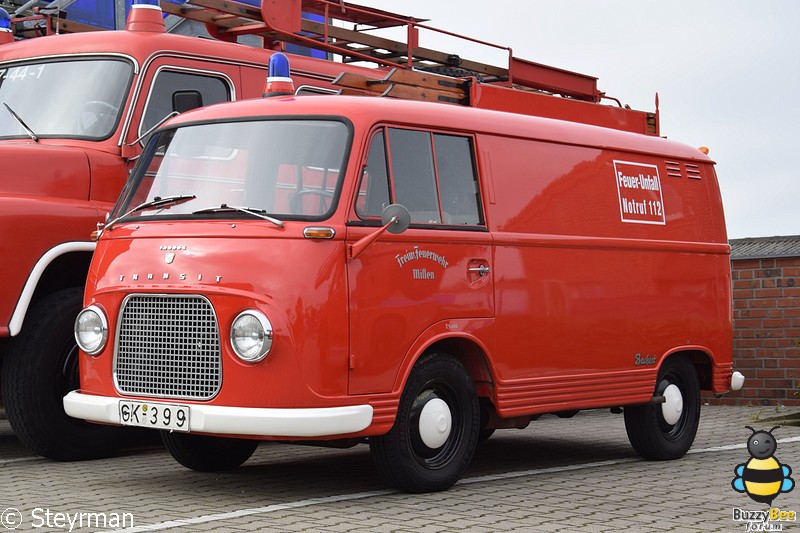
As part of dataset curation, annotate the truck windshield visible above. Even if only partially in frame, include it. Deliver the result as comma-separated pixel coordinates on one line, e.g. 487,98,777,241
117,119,350,222
0,58,132,140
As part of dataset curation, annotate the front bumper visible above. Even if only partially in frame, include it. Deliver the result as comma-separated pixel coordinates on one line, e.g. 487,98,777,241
64,391,374,438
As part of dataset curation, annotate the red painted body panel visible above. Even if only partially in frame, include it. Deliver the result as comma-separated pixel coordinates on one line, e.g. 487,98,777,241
74,94,734,440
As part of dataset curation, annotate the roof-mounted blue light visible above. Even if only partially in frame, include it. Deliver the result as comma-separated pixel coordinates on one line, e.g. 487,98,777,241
0,8,12,31
263,52,295,97
132,0,161,5
268,53,291,80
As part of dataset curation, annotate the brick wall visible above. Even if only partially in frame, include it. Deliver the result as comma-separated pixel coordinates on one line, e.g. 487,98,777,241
711,256,800,406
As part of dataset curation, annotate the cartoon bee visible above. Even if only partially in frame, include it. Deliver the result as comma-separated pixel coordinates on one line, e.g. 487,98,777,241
732,426,795,505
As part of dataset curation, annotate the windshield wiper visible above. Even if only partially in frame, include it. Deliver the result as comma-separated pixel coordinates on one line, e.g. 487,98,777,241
104,195,197,233
3,103,39,142
193,204,284,228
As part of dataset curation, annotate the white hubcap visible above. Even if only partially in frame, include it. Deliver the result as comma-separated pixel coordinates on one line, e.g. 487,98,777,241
661,384,683,425
418,398,452,449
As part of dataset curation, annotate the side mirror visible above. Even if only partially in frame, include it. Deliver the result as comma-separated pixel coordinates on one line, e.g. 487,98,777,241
381,203,411,234
348,204,411,260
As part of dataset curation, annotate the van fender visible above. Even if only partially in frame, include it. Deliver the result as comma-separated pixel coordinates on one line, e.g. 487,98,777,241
9,241,96,336
390,318,496,397
660,344,734,395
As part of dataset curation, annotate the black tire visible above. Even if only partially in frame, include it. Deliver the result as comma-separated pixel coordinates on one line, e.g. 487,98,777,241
161,431,258,472
624,356,700,460
1,288,127,460
370,352,479,493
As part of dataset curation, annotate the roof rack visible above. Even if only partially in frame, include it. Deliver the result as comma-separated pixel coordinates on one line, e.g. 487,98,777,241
2,0,659,135
163,0,604,103
162,0,658,135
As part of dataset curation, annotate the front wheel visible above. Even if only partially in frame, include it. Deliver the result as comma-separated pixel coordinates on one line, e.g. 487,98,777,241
370,352,479,493
624,356,700,460
1,288,127,460
161,431,258,472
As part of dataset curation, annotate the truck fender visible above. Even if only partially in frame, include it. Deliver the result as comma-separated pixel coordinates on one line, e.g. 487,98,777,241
9,241,96,336
391,318,495,396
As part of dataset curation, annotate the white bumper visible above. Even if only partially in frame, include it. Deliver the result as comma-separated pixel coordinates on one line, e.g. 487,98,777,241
63,391,374,438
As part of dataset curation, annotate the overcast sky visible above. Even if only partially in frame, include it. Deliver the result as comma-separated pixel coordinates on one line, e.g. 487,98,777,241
354,1,799,239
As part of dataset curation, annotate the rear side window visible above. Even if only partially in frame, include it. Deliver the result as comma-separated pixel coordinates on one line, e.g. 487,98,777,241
356,127,483,226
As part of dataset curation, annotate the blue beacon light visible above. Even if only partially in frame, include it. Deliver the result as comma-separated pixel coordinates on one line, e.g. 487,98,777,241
0,7,14,44
0,8,12,31
263,53,295,97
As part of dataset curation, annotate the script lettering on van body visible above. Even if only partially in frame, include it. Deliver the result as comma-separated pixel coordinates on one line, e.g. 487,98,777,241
395,246,449,281
613,160,666,225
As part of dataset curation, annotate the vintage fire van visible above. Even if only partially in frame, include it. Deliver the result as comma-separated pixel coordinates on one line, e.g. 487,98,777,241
64,55,744,491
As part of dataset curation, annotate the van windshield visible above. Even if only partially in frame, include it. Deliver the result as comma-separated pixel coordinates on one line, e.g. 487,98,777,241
0,58,132,140
116,119,350,222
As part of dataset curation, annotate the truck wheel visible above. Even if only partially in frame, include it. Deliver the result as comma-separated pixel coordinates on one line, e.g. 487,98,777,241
624,356,700,460
1,288,126,460
161,431,258,472
370,352,479,492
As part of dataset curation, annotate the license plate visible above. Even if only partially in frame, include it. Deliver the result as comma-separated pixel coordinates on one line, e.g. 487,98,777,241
119,400,190,432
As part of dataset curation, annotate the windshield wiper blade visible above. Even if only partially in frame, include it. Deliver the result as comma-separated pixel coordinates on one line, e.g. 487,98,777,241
104,195,197,233
3,103,39,142
193,204,284,228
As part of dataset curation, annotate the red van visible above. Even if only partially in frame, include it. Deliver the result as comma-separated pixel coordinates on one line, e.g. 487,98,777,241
64,62,743,492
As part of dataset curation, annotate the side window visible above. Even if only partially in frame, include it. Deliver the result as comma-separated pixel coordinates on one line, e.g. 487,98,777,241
355,127,483,226
434,134,482,225
356,130,391,218
140,70,231,137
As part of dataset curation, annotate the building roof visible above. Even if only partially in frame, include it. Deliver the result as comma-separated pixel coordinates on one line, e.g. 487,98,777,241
730,235,800,260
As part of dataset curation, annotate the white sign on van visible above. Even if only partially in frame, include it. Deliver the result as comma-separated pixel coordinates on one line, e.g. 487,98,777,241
613,160,666,225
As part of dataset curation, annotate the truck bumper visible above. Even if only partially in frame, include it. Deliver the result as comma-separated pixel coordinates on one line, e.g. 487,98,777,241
63,391,374,438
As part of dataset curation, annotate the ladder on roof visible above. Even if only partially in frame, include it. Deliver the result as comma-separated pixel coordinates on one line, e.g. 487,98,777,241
1,0,658,135
160,0,604,103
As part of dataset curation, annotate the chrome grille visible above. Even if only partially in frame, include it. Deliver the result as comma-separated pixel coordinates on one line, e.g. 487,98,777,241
115,294,221,400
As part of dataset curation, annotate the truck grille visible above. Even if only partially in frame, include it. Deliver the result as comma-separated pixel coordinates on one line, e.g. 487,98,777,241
114,294,221,400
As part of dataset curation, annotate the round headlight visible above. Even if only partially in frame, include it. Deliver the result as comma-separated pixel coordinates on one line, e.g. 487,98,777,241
74,305,108,356
231,310,273,363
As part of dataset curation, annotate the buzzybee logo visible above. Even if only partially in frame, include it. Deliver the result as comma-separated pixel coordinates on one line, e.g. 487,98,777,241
732,426,794,505
730,426,796,531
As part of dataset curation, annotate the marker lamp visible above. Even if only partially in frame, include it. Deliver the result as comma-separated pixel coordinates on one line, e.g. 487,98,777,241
74,305,108,356
231,310,273,363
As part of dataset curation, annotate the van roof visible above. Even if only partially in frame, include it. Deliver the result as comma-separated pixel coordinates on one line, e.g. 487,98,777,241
169,94,712,162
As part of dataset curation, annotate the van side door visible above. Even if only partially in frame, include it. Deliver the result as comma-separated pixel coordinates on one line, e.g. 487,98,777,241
346,126,494,395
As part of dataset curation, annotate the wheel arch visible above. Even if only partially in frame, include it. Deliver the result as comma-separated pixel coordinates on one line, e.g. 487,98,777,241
395,326,495,404
9,242,95,336
662,348,713,391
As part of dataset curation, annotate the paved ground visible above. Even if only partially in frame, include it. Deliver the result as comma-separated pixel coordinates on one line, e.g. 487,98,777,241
2,404,799,532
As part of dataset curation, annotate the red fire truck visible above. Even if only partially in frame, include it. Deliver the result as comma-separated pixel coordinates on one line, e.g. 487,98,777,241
64,3,743,492
63,2,743,492
0,0,414,460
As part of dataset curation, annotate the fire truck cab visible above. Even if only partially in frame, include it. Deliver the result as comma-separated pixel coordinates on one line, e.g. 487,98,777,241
65,49,743,491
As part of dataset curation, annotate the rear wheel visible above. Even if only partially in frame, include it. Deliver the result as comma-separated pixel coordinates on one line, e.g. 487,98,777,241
624,356,700,460
162,431,258,472
1,288,127,460
370,352,479,492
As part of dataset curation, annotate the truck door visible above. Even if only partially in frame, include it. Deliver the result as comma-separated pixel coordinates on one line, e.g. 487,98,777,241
347,127,494,395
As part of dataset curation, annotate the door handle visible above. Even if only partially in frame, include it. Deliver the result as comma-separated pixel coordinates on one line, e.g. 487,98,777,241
468,264,491,276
